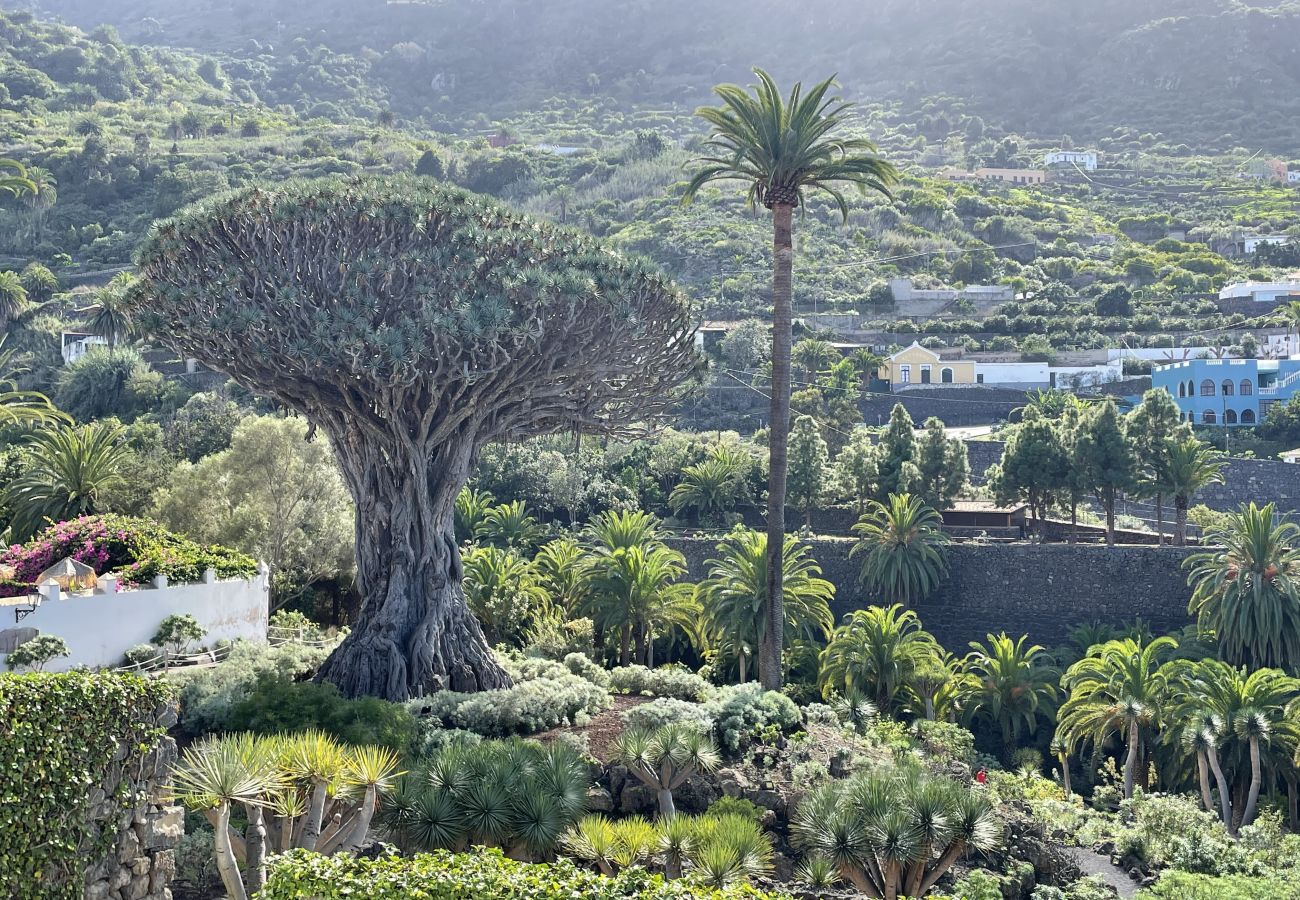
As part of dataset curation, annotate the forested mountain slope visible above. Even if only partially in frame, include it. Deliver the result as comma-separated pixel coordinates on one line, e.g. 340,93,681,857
26,0,1300,149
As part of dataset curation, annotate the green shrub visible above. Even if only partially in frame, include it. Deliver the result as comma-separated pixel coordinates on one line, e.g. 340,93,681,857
705,684,801,753
122,643,162,670
609,664,713,701
914,719,976,766
0,673,174,900
621,697,713,732
1135,872,1300,900
268,609,328,643
702,796,766,824
220,677,419,753
262,847,792,899
4,634,69,671
563,651,611,687
169,638,338,737
413,655,610,737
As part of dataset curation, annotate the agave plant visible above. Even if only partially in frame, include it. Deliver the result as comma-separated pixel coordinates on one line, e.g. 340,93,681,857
614,723,721,819
381,739,590,860
791,770,1000,898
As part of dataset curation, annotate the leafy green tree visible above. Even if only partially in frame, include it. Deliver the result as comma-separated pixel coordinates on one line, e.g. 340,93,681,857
414,150,444,179
54,347,177,424
1128,388,1191,544
685,69,897,692
819,604,941,714
5,634,70,671
786,415,830,528
3,422,129,541
851,493,950,604
128,176,698,700
165,391,245,462
1057,636,1177,799
960,633,1058,747
875,404,920,500
791,769,999,897
915,417,969,511
990,407,1069,536
1186,502,1300,670
154,416,355,605
1161,437,1227,546
696,527,834,683
832,427,878,514
0,336,61,428
1073,401,1137,546
718,319,769,370
153,613,206,666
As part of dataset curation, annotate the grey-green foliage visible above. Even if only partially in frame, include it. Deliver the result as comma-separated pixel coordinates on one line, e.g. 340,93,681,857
413,656,611,737
705,683,801,753
608,664,714,702
621,697,714,733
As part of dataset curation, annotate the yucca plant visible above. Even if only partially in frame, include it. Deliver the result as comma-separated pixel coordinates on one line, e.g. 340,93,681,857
830,686,878,734
381,739,590,861
685,813,774,889
284,730,350,852
562,815,660,875
614,723,721,819
792,770,1000,899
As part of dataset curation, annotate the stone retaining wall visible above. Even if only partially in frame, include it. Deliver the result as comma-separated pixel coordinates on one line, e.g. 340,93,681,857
83,702,183,900
667,537,1197,649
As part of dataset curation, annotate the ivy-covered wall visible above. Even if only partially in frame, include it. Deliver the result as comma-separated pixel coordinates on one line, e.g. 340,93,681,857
0,672,181,900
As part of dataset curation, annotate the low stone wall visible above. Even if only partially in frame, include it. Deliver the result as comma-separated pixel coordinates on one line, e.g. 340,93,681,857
667,537,1197,649
84,703,183,900
863,387,1027,428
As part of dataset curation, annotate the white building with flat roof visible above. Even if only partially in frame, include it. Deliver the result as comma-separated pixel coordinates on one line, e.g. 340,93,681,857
1219,281,1300,303
1043,150,1098,171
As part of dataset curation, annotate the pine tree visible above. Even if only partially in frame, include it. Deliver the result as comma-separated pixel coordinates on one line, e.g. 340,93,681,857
833,427,879,514
991,407,1069,537
876,404,920,499
787,415,830,529
1074,402,1137,546
1126,389,1190,545
915,417,969,510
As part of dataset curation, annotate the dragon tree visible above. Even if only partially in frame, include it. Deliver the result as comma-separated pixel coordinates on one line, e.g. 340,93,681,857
128,176,700,700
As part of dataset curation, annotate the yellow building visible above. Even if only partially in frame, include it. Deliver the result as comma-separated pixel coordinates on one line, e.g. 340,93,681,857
877,342,976,387
975,167,1047,185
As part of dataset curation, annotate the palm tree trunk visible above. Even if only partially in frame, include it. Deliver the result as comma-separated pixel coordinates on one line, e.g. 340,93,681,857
1070,501,1078,544
1105,490,1116,547
760,202,795,691
1242,736,1263,827
1175,497,1188,546
738,651,748,684
1196,750,1213,814
1206,744,1234,832
1285,771,1298,831
1155,493,1165,545
619,626,632,667
1059,751,1072,798
1122,719,1139,799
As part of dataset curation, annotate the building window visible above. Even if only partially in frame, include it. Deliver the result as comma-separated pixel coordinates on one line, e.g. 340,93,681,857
1187,380,1195,397
1178,382,1186,398
1241,380,1254,396
1225,409,1238,425
1202,410,1217,424
942,367,954,384
976,373,984,384
1200,379,1216,397
1242,409,1256,424
1222,380,1235,396
921,364,932,384
899,365,910,384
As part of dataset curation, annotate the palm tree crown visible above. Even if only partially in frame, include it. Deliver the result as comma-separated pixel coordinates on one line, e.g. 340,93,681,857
851,492,950,604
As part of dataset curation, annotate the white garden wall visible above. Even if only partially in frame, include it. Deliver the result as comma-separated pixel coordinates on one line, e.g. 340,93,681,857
0,566,270,671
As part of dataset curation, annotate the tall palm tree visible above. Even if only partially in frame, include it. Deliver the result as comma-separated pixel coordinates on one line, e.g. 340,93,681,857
0,270,28,331
819,604,941,715
20,166,56,244
1056,636,1178,800
685,69,897,691
850,493,950,605
1160,437,1226,546
3,421,130,541
696,527,834,683
586,544,693,666
79,272,137,347
0,158,35,199
961,633,1059,748
1186,502,1300,670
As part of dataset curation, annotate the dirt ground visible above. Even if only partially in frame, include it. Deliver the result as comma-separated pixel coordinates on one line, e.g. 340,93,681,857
533,694,650,762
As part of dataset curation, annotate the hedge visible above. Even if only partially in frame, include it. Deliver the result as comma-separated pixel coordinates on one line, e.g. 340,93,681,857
263,848,792,899
0,672,175,900
0,514,257,597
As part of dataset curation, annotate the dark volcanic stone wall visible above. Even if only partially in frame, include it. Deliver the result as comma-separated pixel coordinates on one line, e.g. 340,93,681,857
667,537,1197,650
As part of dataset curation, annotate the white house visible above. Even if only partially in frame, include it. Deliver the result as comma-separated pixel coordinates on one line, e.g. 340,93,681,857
1219,281,1300,303
60,331,108,365
1281,448,1300,464
975,362,1051,389
1043,150,1098,171
1241,235,1292,255
1288,171,1300,184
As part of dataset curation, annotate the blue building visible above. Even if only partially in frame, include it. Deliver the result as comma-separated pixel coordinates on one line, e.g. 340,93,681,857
1153,357,1300,426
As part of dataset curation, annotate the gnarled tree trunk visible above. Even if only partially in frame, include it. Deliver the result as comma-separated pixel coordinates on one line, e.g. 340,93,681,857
315,427,509,700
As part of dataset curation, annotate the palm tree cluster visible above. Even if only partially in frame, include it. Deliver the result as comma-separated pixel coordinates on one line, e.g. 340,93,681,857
380,739,589,860
170,731,401,900
456,501,840,681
